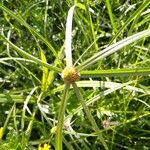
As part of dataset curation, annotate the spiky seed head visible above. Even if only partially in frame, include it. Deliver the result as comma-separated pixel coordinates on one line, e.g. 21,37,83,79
61,67,80,83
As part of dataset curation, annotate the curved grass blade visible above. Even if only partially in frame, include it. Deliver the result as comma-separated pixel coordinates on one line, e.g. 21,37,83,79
77,30,150,71
67,81,133,120
65,6,75,67
109,0,150,43
40,48,49,92
45,45,64,91
21,87,38,131
65,4,85,67
2,103,15,139
0,34,62,73
0,3,59,59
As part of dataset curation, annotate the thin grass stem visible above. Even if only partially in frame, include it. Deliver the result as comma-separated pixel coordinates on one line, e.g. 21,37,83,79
56,84,70,150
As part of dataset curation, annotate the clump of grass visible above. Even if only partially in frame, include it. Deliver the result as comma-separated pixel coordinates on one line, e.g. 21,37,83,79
0,1,150,150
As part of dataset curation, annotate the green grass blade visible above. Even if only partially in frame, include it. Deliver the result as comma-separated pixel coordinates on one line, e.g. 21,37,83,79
65,4,86,67
21,87,38,131
86,0,98,51
0,34,62,73
80,68,150,77
0,3,59,59
72,82,109,150
45,45,64,91
43,0,48,37
77,30,150,71
40,48,49,92
56,84,70,150
105,0,117,32
0,94,36,103
62,137,74,150
76,81,150,94
25,107,38,139
51,80,150,95
109,0,150,43
67,81,133,120
3,103,15,138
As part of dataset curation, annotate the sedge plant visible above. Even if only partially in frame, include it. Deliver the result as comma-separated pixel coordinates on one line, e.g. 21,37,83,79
0,1,150,149
55,3,150,150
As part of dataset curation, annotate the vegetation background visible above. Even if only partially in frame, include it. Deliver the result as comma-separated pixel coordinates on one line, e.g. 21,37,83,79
0,0,150,149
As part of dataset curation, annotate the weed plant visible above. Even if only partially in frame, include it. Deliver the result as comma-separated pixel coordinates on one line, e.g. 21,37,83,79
0,0,150,150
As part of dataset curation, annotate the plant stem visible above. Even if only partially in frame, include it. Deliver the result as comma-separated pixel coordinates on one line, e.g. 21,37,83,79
56,84,70,150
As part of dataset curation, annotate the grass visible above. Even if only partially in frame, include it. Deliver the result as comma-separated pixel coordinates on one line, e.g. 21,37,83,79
0,0,150,149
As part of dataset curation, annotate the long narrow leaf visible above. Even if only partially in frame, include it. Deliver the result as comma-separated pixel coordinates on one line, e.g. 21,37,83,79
67,81,133,119
51,80,150,95
65,4,86,67
105,0,117,32
0,94,36,103
80,68,150,77
0,3,59,59
0,34,62,73
77,30,150,71
109,0,150,43
65,6,75,67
